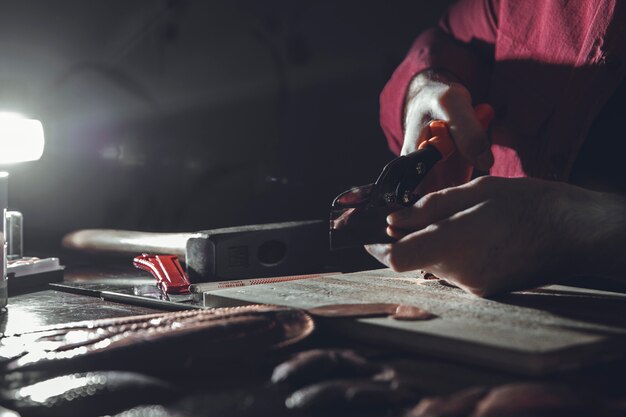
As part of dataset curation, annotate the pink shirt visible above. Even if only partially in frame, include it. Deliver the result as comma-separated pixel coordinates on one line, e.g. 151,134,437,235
380,0,626,180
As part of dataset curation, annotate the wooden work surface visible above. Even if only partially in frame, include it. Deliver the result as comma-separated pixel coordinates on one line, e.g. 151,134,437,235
3,265,626,416
204,268,626,376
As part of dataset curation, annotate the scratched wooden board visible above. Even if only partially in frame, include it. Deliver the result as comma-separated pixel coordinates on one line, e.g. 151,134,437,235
203,268,626,375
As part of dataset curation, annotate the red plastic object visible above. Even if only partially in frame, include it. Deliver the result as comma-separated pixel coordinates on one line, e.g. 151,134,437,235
133,254,191,294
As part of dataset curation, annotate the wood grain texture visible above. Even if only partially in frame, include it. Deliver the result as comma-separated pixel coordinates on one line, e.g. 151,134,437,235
203,268,626,375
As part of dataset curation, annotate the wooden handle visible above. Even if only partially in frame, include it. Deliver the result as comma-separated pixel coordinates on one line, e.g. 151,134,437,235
62,229,200,258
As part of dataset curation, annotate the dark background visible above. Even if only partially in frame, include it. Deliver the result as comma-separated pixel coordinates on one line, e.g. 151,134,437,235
0,0,454,255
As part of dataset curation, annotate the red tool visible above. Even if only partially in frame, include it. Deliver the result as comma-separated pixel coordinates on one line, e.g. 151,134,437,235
133,254,191,297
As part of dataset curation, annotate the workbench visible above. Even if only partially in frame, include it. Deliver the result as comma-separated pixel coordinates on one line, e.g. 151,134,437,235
3,264,626,417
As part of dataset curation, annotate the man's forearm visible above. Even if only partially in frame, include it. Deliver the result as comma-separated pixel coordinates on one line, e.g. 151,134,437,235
582,191,626,281
561,188,626,282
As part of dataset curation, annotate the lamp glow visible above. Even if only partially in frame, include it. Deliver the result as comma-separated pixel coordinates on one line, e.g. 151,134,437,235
0,113,45,163
0,112,46,310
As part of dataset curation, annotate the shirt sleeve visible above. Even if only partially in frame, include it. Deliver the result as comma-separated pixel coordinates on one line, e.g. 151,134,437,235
380,0,499,155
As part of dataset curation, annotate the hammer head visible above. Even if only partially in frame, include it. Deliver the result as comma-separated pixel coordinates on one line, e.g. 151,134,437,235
185,220,328,282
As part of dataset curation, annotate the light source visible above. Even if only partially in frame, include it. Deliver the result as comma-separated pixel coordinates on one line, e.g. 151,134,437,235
0,112,45,309
0,113,45,163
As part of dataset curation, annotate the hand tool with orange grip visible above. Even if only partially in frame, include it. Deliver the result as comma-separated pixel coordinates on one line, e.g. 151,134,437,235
330,104,494,249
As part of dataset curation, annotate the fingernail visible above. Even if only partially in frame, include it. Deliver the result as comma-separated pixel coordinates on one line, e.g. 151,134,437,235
476,150,493,170
387,211,405,224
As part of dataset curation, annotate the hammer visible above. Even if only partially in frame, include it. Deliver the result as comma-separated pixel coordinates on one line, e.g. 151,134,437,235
63,220,327,282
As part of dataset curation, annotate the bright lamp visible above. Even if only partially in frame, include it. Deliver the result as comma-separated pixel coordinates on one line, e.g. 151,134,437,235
0,113,45,163
0,112,45,310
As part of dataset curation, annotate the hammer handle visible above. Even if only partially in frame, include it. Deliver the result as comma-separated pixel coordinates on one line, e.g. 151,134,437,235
62,229,200,259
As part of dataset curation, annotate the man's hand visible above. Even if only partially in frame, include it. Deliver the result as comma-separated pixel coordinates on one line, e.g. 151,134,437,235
404,71,493,193
366,176,626,296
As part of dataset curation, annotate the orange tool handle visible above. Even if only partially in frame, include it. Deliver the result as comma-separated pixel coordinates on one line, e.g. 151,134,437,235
417,104,495,160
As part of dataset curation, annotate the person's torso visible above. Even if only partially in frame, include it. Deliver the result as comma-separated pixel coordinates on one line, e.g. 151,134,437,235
487,0,626,187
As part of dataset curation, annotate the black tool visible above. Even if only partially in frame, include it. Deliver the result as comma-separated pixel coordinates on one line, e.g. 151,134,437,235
330,120,455,250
